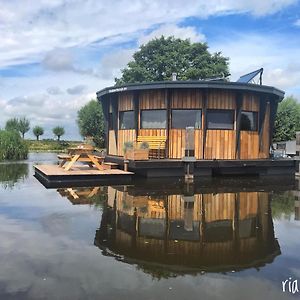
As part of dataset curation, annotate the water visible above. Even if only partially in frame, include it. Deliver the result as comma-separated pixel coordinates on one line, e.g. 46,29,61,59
0,153,299,300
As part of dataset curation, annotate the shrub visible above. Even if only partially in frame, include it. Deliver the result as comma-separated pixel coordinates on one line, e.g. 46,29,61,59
123,141,133,153
139,141,149,149
0,130,28,161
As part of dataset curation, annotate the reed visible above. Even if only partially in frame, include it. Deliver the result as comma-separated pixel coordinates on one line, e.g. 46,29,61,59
0,130,28,161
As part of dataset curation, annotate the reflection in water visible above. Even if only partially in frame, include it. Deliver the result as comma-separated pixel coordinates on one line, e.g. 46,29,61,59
0,163,29,189
57,187,107,206
51,183,282,277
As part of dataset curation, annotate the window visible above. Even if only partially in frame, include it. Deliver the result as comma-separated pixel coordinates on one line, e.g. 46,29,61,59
241,111,258,131
108,113,114,130
207,110,234,130
119,111,134,129
141,110,167,129
172,109,202,129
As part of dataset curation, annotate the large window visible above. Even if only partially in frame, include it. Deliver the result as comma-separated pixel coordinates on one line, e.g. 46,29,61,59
141,110,167,129
241,111,258,131
172,109,202,129
119,111,134,129
207,109,234,130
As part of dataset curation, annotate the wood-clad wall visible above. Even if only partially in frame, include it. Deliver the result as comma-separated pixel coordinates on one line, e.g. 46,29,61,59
169,89,203,158
138,90,167,137
240,94,260,159
205,90,236,159
107,88,273,160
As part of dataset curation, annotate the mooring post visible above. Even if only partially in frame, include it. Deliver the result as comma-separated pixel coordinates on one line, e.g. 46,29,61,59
124,159,129,172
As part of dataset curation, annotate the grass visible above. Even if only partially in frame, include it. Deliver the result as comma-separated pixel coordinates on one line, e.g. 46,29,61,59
26,139,82,152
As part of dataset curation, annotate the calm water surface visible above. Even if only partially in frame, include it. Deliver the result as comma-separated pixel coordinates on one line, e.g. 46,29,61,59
0,153,299,300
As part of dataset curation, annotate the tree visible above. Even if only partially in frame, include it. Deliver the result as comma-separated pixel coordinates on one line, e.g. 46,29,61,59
52,126,65,141
273,96,300,142
77,100,104,147
18,117,30,139
5,118,20,132
33,126,44,141
115,36,230,85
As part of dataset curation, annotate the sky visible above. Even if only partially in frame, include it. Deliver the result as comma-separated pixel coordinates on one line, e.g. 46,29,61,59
0,0,300,140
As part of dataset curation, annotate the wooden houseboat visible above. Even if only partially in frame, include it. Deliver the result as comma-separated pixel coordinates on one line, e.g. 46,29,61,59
97,80,295,177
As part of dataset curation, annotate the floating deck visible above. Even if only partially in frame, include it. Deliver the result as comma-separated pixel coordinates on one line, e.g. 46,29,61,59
105,156,296,178
34,164,133,188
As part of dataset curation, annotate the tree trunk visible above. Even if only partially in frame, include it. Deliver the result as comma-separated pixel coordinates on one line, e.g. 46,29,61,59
22,133,24,139
58,136,60,141
37,136,39,141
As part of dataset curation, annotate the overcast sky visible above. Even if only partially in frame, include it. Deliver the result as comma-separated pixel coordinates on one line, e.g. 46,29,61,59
0,0,300,140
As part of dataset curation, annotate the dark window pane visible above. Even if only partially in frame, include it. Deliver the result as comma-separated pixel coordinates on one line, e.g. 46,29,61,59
119,111,134,129
172,109,202,129
141,110,167,129
241,111,258,131
108,113,114,130
207,110,234,130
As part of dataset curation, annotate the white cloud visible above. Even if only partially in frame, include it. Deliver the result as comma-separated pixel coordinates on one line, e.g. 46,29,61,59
66,84,87,95
138,23,206,45
0,0,297,68
42,48,74,71
210,33,300,95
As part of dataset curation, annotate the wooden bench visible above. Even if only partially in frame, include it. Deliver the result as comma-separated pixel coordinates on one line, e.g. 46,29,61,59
57,154,72,167
137,136,167,158
102,162,119,170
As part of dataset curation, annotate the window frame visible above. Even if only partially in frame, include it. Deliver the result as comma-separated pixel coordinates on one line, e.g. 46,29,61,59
119,110,135,130
240,110,258,132
140,109,167,129
206,109,235,130
171,109,202,129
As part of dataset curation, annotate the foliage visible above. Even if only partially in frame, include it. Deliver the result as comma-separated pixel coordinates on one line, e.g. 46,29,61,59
0,163,28,189
271,191,295,220
123,141,133,153
77,100,105,147
0,130,28,161
115,36,230,85
52,126,65,141
18,117,30,139
273,96,300,142
5,117,30,139
5,118,20,132
33,126,44,141
26,139,82,152
139,141,149,149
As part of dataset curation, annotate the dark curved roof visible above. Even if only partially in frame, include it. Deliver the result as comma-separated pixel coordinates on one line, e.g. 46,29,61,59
96,80,285,99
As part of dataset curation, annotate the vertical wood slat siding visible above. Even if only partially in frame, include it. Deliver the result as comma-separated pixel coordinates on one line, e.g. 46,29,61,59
169,89,203,158
259,102,270,158
117,130,136,156
240,94,260,159
108,130,117,155
205,91,236,159
118,92,134,111
138,90,167,138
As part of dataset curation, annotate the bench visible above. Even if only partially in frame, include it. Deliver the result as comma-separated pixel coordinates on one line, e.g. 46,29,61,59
137,136,167,158
102,162,119,170
57,154,72,166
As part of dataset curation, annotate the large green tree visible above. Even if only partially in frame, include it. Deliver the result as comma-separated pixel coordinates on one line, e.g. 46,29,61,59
77,100,104,147
115,36,230,85
273,96,300,142
52,126,65,141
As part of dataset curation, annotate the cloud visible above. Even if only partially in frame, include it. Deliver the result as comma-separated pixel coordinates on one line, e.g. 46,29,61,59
210,32,300,92
67,84,87,95
47,86,64,95
42,48,74,72
0,0,297,69
294,19,300,26
138,24,206,45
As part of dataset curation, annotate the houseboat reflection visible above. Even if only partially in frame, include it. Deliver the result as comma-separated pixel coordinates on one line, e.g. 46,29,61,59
94,185,281,275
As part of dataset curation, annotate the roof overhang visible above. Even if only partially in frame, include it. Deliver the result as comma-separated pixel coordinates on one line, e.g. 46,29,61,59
96,80,285,100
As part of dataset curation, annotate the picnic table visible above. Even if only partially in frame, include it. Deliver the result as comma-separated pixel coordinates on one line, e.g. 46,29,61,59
58,144,104,171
